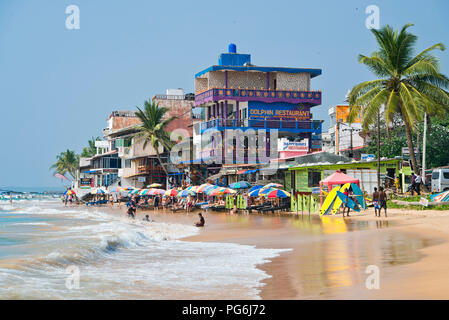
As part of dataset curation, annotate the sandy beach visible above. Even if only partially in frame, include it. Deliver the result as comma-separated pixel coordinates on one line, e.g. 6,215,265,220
132,207,449,299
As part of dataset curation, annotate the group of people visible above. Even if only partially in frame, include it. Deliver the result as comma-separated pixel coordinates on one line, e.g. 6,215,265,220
125,194,205,227
337,185,387,218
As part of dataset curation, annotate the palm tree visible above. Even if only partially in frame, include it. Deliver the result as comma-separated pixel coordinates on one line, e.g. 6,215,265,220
81,137,100,157
50,149,80,179
134,99,177,176
348,24,449,173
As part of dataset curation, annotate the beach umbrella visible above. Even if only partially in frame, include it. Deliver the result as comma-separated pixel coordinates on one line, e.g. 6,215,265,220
64,189,76,196
261,183,283,189
196,183,212,193
122,187,134,191
263,188,291,198
149,188,165,195
177,189,196,197
248,185,263,193
229,181,251,189
129,188,141,195
147,183,163,188
164,188,178,197
209,187,225,196
91,188,106,195
248,188,263,197
139,189,151,196
186,185,199,192
204,185,220,195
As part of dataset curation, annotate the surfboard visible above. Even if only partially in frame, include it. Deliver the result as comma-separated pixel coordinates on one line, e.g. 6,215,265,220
350,183,366,209
331,183,351,215
320,186,341,216
336,191,361,212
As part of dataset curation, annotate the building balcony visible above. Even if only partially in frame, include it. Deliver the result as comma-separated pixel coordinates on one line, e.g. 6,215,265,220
137,165,165,175
200,118,323,135
195,88,321,106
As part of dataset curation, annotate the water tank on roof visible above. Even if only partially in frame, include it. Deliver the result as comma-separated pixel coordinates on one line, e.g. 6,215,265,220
228,43,237,53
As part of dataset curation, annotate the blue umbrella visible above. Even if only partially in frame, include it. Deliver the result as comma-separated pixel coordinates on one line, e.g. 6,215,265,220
177,189,196,197
248,185,263,193
229,181,251,189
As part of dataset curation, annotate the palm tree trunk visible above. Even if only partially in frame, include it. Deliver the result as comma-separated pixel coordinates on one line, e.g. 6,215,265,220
403,116,419,173
155,147,169,177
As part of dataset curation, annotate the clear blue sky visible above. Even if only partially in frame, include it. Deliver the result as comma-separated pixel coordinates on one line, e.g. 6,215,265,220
1,0,448,188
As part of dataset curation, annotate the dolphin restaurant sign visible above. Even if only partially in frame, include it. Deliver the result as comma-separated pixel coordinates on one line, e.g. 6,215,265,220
248,102,311,121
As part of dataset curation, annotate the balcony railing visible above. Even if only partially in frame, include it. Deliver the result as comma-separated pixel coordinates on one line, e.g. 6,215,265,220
195,88,321,106
137,165,165,174
200,118,323,134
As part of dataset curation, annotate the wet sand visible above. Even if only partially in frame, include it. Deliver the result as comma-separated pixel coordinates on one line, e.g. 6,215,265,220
116,206,449,299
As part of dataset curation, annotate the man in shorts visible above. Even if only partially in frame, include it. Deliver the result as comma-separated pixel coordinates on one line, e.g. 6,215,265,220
373,187,380,217
378,186,387,217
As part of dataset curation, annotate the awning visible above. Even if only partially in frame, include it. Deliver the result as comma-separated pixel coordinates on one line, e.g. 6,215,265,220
168,172,184,176
82,169,102,174
237,170,247,175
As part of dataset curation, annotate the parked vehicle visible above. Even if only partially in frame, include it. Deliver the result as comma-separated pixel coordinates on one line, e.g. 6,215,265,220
431,168,449,193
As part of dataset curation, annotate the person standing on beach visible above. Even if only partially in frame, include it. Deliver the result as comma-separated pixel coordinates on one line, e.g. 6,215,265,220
373,187,380,217
9,194,12,204
414,173,422,195
410,173,416,195
378,187,387,217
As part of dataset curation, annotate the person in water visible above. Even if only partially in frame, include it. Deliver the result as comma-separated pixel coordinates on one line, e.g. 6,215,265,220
143,214,154,222
195,213,205,227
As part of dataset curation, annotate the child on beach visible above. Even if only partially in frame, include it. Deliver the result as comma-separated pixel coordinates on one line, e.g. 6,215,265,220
373,187,380,216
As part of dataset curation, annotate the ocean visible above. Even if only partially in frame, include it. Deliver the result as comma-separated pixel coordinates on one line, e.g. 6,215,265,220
0,197,287,299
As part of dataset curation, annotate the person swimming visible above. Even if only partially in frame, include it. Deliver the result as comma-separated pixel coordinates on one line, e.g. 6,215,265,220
195,213,205,227
142,214,154,222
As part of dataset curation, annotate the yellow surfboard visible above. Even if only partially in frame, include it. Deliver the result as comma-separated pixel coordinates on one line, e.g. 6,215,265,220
331,183,351,215
320,186,341,216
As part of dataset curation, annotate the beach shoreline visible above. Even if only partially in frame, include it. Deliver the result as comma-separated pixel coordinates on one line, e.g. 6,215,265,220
136,206,449,300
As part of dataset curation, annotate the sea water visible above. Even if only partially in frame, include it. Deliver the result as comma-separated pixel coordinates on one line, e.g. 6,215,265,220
0,198,287,299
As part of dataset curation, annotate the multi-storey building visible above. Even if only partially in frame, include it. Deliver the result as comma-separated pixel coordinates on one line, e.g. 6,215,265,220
327,105,365,157
193,44,323,180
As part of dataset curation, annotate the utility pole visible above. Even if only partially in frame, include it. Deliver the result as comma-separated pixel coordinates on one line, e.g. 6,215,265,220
422,112,427,184
336,122,340,155
377,109,381,189
349,127,354,158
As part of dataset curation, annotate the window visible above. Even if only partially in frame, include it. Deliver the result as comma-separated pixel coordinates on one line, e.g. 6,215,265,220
308,171,321,187
432,172,440,179
124,159,131,168
444,172,449,179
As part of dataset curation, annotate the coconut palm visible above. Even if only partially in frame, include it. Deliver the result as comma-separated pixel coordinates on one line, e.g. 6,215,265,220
50,149,79,179
81,136,100,157
134,99,177,176
348,24,449,172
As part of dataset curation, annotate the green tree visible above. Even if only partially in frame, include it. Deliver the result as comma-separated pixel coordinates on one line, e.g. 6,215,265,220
50,149,79,179
80,136,100,157
134,99,177,176
348,24,449,173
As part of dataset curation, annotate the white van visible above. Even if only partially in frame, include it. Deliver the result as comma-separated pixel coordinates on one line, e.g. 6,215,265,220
431,168,449,193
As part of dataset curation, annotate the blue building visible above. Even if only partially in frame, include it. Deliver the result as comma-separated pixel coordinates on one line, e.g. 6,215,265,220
194,44,323,164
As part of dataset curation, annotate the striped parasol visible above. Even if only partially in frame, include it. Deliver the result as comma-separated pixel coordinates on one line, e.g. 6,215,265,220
196,183,213,193
164,188,178,197
263,188,291,198
91,188,107,195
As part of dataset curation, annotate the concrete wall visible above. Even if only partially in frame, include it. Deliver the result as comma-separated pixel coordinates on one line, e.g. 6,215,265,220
197,71,311,92
276,72,310,91
195,77,208,94
153,98,194,136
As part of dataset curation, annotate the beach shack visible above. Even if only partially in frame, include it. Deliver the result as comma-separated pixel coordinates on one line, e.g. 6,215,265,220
287,155,412,195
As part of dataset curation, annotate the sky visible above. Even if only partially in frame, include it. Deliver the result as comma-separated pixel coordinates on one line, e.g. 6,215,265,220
0,0,448,189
